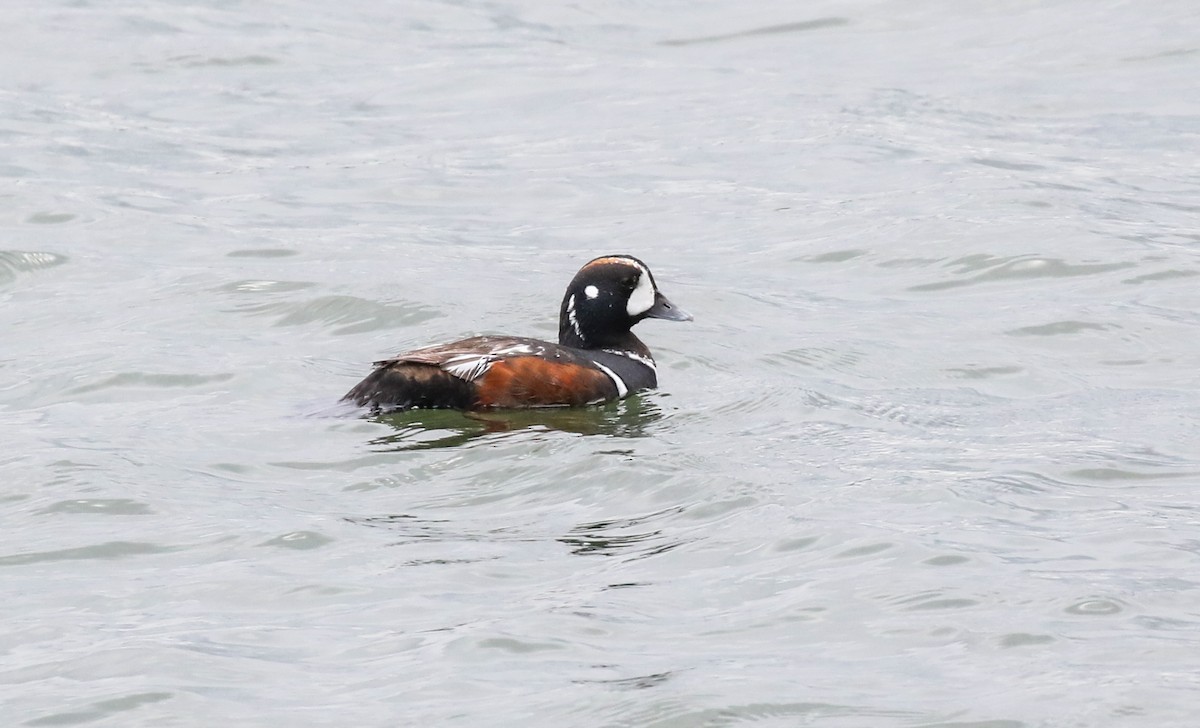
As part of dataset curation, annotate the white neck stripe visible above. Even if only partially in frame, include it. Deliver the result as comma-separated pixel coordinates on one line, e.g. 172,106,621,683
567,294,584,341
592,362,628,397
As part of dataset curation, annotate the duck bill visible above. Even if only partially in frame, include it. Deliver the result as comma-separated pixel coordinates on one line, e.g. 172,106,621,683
645,292,693,322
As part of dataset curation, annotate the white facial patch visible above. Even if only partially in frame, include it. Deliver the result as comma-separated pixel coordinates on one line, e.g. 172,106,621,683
625,271,655,317
584,284,599,299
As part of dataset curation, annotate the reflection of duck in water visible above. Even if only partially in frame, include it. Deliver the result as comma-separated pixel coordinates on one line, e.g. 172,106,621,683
342,255,691,413
364,395,666,452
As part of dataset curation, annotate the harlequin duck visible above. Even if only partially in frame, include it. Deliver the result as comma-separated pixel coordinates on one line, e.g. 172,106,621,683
342,255,691,412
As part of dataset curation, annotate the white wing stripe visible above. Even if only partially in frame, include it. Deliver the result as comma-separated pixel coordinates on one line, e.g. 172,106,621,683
439,343,540,381
443,355,494,381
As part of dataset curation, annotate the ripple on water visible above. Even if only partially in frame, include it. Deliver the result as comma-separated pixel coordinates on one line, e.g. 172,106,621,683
897,592,982,611
908,255,1136,292
0,541,175,567
25,692,174,727
0,250,68,287
258,531,335,550
970,156,1048,172
609,701,918,727
1065,597,1125,616
659,17,850,46
764,346,865,372
225,293,440,335
221,279,316,295
169,54,280,68
796,248,869,264
36,498,154,516
558,506,687,558
342,513,517,567
999,633,1056,648
924,554,971,566
913,721,1025,728
1064,467,1198,484
944,365,1023,380
333,399,664,455
225,248,300,258
1122,268,1200,285
24,211,77,224
1005,320,1113,336
574,670,672,690
65,371,235,400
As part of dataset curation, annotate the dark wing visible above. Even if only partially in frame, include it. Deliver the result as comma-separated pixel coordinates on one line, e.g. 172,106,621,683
344,336,612,411
340,336,505,410
341,362,477,410
372,336,548,380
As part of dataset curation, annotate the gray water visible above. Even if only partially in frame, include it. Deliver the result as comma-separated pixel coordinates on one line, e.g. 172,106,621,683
3,1,1200,726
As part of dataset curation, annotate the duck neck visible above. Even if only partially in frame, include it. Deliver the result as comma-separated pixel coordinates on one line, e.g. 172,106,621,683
558,317,647,354
559,294,591,348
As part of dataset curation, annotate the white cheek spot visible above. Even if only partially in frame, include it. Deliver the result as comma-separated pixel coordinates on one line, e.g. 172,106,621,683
584,284,599,299
626,274,654,317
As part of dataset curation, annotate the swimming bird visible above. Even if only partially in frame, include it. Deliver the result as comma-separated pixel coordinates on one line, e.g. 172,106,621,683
342,255,691,412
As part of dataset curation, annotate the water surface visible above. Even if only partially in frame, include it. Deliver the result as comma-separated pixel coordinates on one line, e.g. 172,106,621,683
3,1,1200,726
